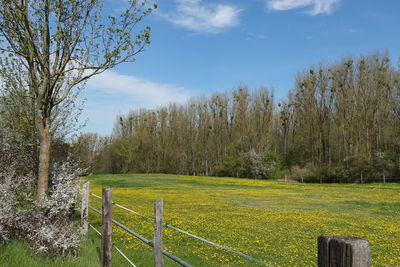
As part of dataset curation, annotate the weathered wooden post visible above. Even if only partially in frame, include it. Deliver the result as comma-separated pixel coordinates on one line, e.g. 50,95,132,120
318,235,371,267
154,198,164,267
80,181,90,236
102,188,112,267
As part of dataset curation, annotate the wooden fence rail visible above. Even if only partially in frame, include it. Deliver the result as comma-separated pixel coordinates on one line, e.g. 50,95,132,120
80,182,372,267
89,192,272,266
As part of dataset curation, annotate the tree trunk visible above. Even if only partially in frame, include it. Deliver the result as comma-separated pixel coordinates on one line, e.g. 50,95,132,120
36,112,51,202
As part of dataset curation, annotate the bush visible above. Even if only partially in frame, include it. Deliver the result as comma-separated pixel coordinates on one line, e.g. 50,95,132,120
262,151,282,178
213,152,249,178
290,163,318,182
0,130,82,255
246,150,269,179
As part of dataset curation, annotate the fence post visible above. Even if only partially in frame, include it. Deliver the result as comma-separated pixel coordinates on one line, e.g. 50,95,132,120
102,188,112,267
318,235,371,267
154,198,164,267
81,181,90,236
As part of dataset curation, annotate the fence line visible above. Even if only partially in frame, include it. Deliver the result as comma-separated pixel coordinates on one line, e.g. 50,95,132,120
91,193,154,221
85,184,372,266
88,223,136,267
90,192,273,266
164,223,273,266
300,176,400,184
88,205,192,267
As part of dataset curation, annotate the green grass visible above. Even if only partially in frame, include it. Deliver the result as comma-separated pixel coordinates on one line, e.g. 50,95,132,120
85,173,400,266
94,173,263,189
2,174,399,266
0,229,134,267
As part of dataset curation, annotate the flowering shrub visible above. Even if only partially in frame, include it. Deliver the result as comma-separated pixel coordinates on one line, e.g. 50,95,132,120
0,168,23,243
246,150,281,179
246,150,270,178
0,130,82,255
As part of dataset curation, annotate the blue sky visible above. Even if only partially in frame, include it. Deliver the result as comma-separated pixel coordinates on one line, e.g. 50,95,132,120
80,0,400,135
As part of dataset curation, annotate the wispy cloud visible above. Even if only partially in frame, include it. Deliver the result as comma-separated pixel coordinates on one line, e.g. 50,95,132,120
159,0,241,33
86,70,191,107
267,0,341,15
81,70,192,134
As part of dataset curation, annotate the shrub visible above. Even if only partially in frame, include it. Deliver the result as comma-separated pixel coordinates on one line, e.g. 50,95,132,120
214,152,249,178
243,150,283,179
246,150,269,179
263,151,282,178
290,163,318,182
0,130,82,255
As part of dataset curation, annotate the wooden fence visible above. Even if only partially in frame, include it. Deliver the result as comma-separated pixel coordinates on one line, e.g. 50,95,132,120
79,181,371,267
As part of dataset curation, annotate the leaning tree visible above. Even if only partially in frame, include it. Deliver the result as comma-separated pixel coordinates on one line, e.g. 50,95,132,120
0,0,155,201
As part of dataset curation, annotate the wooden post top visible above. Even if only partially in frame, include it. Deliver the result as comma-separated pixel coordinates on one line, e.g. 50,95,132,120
318,235,371,267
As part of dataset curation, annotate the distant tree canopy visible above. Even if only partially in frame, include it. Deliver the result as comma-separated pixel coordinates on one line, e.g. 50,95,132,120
96,52,400,182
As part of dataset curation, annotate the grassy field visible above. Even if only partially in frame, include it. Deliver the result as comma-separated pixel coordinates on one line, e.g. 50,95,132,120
85,174,400,267
0,230,132,266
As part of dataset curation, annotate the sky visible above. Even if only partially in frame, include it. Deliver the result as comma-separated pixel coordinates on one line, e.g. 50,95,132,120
79,0,400,135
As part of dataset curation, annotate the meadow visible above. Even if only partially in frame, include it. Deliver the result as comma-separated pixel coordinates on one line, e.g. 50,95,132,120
86,174,400,267
0,231,130,267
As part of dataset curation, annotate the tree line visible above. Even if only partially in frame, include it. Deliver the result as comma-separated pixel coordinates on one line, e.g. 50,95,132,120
85,52,399,182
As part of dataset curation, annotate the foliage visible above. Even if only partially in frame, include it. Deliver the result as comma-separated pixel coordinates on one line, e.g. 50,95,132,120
0,124,37,177
290,164,318,181
246,150,268,178
0,129,82,255
0,0,156,200
0,162,81,255
71,133,110,174
99,52,400,182
371,151,396,178
0,163,80,254
103,87,277,177
262,151,282,178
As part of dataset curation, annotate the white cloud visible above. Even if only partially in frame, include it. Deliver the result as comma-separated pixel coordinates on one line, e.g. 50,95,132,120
159,0,241,33
81,70,192,134
86,70,191,107
267,0,340,15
